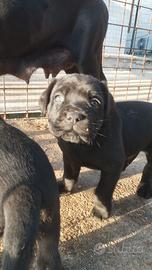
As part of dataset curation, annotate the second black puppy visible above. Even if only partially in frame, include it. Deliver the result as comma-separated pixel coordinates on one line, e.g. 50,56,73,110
40,74,152,219
0,118,62,269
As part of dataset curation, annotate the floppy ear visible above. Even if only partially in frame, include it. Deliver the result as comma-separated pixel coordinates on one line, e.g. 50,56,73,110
39,78,57,116
101,81,115,117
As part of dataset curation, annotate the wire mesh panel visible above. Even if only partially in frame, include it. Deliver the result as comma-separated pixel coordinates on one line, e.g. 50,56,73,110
0,71,50,118
0,0,152,117
103,0,152,101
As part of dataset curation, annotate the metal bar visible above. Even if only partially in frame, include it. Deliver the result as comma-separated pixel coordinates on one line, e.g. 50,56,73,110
3,76,6,119
129,0,140,54
128,0,135,33
111,0,152,11
108,22,152,33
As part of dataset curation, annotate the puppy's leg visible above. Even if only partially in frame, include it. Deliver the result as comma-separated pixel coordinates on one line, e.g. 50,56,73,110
137,152,152,199
78,50,102,80
93,170,121,219
60,154,80,193
2,186,41,270
37,199,63,270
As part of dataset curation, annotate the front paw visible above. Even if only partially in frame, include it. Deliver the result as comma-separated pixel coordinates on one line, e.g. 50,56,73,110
92,195,110,219
58,181,67,194
64,178,75,192
58,178,76,194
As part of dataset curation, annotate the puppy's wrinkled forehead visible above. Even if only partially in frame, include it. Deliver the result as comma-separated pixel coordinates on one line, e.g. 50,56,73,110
52,74,99,100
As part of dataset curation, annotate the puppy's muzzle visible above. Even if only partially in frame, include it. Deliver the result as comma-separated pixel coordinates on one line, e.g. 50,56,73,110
62,108,89,136
64,110,86,125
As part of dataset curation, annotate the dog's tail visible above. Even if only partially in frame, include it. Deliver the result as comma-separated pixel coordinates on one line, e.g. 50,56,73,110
2,185,41,270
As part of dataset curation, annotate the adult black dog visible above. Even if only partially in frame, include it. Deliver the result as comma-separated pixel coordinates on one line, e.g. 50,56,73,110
0,118,62,269
39,74,152,219
0,0,108,82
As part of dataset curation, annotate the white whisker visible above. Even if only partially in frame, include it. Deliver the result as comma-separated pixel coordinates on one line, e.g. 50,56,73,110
97,132,106,138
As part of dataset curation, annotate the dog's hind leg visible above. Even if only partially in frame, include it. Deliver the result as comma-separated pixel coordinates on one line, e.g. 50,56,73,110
37,198,63,270
66,65,79,75
2,186,41,270
67,1,108,80
137,151,152,199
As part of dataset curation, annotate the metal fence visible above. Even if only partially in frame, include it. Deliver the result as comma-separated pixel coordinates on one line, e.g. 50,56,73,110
0,0,152,118
103,0,152,101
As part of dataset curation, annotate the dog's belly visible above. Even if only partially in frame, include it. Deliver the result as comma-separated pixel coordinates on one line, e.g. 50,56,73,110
117,101,152,156
123,153,139,170
80,158,102,171
123,128,152,157
0,0,82,57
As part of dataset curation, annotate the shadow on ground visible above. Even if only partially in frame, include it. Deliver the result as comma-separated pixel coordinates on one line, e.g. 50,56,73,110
61,193,152,270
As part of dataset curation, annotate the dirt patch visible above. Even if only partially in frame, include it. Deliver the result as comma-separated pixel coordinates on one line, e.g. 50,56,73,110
1,118,152,270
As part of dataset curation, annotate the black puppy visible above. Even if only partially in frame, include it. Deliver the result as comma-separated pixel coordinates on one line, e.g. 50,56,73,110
0,118,63,269
40,74,152,219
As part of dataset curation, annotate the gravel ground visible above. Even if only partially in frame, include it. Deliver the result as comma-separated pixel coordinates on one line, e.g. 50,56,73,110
1,118,152,270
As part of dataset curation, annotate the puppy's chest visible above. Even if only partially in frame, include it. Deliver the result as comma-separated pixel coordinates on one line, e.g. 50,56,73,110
62,142,105,170
76,148,100,169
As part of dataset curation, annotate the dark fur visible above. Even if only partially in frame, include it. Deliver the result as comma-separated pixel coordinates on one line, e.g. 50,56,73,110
0,0,108,82
0,118,63,269
39,74,152,219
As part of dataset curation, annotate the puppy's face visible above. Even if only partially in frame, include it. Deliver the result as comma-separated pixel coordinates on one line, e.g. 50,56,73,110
40,74,111,144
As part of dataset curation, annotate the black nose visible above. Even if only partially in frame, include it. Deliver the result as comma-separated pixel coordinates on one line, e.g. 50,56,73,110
65,111,86,124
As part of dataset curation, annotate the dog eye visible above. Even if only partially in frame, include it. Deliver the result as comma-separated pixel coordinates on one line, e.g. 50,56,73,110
54,94,64,104
90,98,101,106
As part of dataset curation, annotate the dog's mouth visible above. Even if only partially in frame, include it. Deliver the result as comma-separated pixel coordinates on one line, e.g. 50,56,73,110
62,132,89,144
48,122,90,144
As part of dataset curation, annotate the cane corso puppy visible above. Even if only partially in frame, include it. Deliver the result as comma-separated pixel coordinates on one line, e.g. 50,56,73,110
0,0,108,82
39,74,152,219
0,118,62,270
